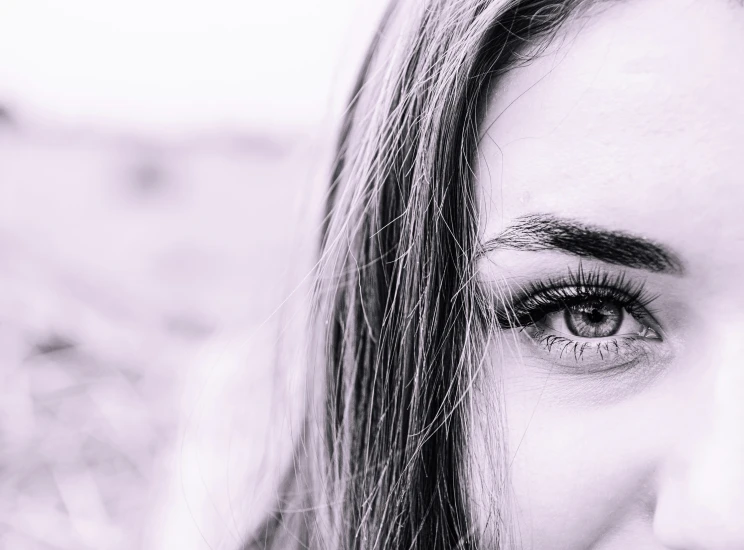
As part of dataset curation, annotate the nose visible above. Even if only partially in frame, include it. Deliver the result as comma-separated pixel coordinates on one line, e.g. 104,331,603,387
653,327,744,549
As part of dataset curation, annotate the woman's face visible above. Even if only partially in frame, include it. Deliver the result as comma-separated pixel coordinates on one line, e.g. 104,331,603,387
473,0,744,548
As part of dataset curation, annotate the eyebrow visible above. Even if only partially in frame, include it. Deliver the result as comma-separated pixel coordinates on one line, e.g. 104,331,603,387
480,214,685,274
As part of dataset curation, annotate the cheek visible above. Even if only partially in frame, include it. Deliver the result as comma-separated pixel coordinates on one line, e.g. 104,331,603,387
503,378,665,549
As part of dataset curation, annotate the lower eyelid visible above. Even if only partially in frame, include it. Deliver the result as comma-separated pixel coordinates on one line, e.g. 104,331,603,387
520,325,663,371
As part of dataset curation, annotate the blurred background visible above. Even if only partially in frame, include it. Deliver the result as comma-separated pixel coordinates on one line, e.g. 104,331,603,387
0,1,386,548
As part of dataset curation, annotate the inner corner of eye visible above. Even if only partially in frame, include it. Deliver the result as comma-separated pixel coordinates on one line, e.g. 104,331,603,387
638,323,662,340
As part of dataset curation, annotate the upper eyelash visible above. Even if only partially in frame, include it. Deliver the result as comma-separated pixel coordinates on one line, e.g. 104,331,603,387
495,266,659,330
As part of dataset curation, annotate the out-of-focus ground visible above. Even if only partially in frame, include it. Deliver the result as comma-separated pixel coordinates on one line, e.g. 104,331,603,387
0,111,328,549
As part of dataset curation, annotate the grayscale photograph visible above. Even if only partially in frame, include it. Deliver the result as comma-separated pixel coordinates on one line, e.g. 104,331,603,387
2,0,742,549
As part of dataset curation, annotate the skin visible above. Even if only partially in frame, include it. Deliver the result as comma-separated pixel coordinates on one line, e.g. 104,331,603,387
472,0,744,548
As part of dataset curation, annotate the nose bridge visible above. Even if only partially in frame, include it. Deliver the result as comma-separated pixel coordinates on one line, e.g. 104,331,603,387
688,328,744,536
654,323,744,548
704,323,744,464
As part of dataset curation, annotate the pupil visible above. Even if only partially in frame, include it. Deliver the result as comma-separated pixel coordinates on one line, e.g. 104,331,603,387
586,308,605,324
565,300,622,338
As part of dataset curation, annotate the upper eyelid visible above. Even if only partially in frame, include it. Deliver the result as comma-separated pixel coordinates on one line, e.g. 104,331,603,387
505,266,655,305
507,281,648,310
523,270,649,298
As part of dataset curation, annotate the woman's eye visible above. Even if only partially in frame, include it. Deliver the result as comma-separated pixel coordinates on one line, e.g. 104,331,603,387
493,275,668,372
538,299,661,341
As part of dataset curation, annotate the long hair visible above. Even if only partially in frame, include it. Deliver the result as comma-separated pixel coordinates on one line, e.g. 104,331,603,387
246,1,593,548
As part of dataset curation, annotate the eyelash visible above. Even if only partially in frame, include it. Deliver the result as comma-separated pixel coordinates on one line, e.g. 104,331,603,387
496,269,657,328
493,267,661,365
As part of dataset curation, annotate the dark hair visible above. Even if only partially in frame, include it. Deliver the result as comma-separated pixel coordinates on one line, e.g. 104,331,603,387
247,1,593,548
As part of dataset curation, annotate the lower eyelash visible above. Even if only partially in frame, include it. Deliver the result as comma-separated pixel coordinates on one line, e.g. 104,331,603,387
540,335,626,361
525,324,644,365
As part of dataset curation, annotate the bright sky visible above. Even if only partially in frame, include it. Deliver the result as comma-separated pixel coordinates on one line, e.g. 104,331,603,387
0,0,386,134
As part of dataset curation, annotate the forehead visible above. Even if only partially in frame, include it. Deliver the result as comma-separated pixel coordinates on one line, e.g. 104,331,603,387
476,0,744,263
